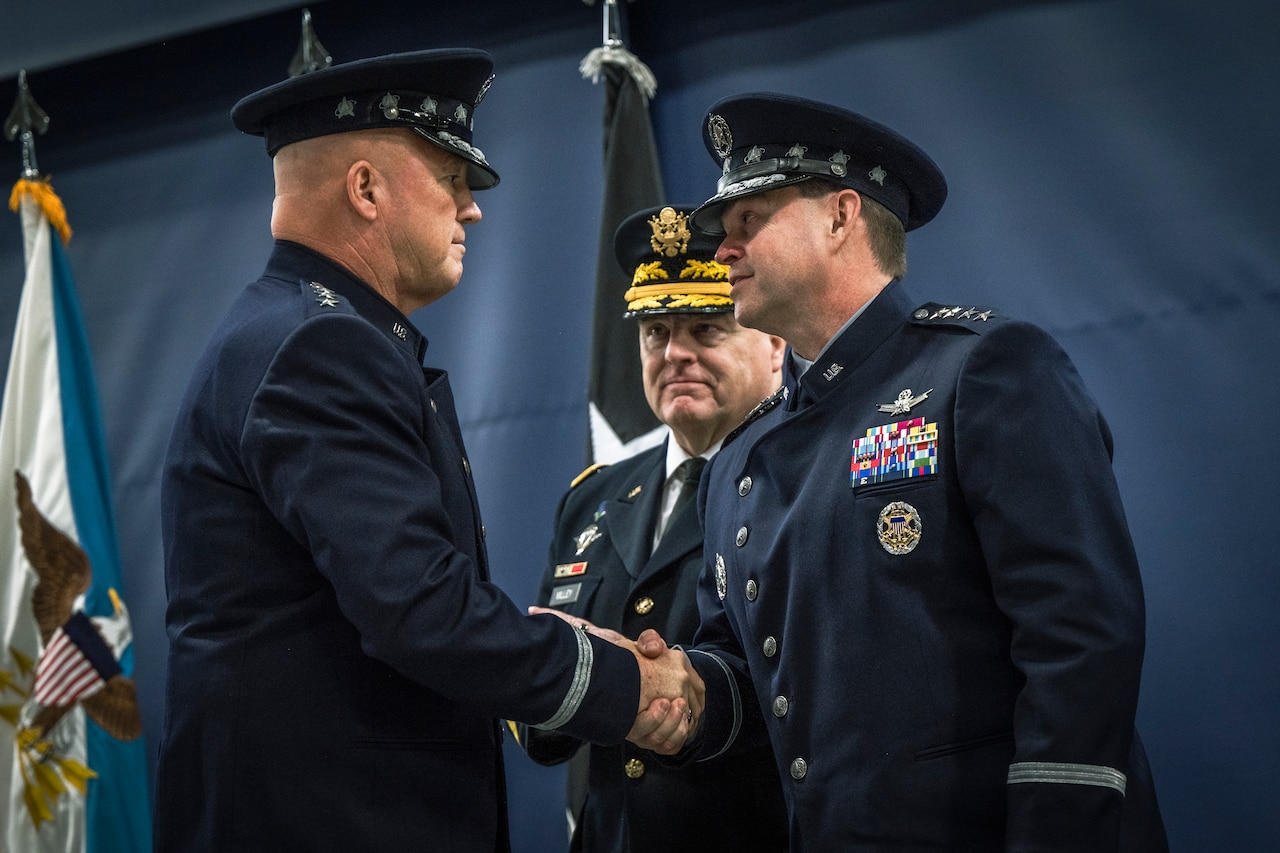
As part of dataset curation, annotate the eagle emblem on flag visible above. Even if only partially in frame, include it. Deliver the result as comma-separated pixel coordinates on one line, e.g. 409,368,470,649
3,471,142,827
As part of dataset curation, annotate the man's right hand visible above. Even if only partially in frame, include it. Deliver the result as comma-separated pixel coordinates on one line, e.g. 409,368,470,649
627,633,703,755
529,608,703,753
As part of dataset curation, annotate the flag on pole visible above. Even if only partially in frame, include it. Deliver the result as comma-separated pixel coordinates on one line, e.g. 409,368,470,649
1,178,150,852
581,44,668,464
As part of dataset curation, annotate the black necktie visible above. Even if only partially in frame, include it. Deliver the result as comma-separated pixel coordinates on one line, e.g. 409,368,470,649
669,456,707,523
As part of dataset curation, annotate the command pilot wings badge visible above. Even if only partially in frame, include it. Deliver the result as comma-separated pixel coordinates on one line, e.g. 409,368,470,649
877,388,931,416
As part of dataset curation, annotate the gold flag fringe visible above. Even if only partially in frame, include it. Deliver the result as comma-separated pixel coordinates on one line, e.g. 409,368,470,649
9,178,72,244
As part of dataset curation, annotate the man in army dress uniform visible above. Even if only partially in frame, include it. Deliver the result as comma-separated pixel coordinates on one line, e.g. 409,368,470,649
154,50,701,852
522,206,788,852
653,93,1170,851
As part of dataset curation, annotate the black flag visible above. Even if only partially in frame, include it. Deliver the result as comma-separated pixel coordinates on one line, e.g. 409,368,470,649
582,48,666,464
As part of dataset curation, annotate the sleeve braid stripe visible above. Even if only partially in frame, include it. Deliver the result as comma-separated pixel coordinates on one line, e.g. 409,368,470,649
686,649,741,761
537,626,593,730
1007,761,1127,795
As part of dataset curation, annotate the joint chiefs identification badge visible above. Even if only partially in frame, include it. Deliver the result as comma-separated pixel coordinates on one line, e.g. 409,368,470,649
878,501,922,555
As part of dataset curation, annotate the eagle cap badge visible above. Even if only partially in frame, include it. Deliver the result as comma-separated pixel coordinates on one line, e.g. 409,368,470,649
648,206,691,258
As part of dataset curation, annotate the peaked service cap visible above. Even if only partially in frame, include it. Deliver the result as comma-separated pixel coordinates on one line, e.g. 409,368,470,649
691,92,945,234
615,205,733,318
231,48,499,189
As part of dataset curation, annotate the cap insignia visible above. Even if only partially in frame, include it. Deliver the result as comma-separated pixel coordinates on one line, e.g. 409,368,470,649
722,158,732,176
648,207,691,257
380,92,400,119
335,97,356,119
475,73,494,107
869,165,887,186
421,95,438,115
878,501,922,555
708,113,733,158
453,104,469,125
744,145,765,165
786,144,808,158
829,150,850,177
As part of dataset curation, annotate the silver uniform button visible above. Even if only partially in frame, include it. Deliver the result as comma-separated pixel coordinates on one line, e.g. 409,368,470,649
430,398,438,413
773,695,789,717
745,579,758,601
735,526,749,547
762,636,777,657
462,458,471,476
790,757,808,780
738,476,753,496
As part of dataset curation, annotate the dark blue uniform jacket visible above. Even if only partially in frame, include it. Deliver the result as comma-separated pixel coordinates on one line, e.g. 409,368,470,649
155,241,639,852
685,280,1168,852
522,443,787,852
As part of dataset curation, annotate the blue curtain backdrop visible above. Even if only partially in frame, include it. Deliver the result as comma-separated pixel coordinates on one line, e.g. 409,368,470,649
1,1,1275,849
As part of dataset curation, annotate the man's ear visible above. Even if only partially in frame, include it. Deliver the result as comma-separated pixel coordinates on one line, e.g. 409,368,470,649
347,161,379,221
767,335,787,373
830,188,863,238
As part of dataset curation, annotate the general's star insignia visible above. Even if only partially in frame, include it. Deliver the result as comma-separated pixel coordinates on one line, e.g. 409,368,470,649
309,282,340,307
877,388,932,415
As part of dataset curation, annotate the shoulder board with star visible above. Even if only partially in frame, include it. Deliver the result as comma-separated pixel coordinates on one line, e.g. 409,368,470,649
723,385,788,448
909,302,1001,329
569,463,609,489
300,279,348,314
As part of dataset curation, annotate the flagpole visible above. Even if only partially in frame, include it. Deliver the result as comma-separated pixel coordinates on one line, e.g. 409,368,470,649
578,0,666,464
3,69,153,849
5,70,49,180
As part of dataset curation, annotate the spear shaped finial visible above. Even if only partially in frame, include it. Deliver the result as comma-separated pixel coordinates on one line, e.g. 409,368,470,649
4,71,51,179
288,9,333,77
578,0,656,101
581,0,627,48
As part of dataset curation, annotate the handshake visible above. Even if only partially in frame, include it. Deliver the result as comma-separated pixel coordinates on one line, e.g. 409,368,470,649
530,606,704,755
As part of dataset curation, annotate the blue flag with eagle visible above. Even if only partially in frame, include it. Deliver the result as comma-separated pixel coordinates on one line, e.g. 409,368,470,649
0,179,150,851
